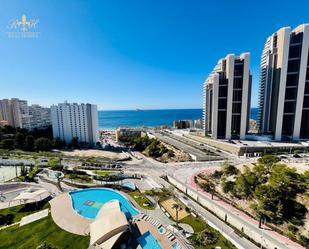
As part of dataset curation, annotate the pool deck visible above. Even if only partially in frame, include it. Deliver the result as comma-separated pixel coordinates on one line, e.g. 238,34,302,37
50,193,91,235
135,218,185,249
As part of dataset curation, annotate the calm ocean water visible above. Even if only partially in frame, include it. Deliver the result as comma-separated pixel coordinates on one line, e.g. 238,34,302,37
98,108,259,129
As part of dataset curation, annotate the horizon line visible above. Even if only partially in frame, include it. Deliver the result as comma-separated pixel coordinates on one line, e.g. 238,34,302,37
98,106,259,111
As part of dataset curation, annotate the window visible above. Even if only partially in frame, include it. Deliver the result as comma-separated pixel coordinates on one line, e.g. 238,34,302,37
233,78,243,89
219,86,228,97
288,44,302,59
218,99,227,109
285,88,297,100
287,59,300,73
284,101,296,113
286,73,299,87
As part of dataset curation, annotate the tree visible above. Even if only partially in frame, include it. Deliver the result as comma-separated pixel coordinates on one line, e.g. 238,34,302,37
233,166,258,199
24,135,35,151
14,132,25,149
35,138,52,151
257,155,280,173
221,160,239,176
268,164,302,199
71,137,79,149
0,139,15,150
195,232,204,246
172,203,182,227
221,179,235,193
52,137,66,149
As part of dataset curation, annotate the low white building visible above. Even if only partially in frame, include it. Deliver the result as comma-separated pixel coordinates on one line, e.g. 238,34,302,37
51,102,99,145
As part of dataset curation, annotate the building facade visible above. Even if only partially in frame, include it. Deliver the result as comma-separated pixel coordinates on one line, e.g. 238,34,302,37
203,53,252,139
29,105,52,129
0,98,51,130
258,24,309,141
51,102,99,145
173,120,193,129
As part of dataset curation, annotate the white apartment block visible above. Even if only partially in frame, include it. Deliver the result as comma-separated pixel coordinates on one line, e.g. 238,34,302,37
204,53,252,140
51,102,99,145
0,98,51,130
258,24,309,141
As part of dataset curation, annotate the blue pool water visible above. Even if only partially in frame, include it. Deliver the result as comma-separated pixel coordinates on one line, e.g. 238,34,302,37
137,231,163,249
69,188,139,219
172,242,181,249
122,181,136,190
158,226,166,235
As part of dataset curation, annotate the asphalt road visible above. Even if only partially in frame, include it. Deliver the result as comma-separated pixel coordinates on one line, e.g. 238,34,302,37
124,153,304,249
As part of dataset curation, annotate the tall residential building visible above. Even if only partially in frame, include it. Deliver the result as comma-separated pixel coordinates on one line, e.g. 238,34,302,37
0,99,13,125
203,53,252,139
29,105,52,129
51,102,99,145
0,98,51,129
10,98,31,129
258,24,309,141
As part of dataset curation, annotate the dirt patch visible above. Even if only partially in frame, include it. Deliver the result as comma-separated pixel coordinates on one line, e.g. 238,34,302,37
160,198,189,220
61,149,127,160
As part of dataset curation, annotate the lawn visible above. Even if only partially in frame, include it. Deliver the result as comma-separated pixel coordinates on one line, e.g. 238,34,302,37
180,215,236,249
65,173,92,183
128,191,155,210
0,200,50,227
0,215,89,249
180,215,207,233
94,170,114,176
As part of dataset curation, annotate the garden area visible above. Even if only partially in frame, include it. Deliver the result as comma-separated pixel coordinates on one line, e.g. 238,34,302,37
195,155,309,246
0,200,49,227
128,191,154,210
0,215,89,249
180,215,236,249
0,200,89,249
132,135,190,163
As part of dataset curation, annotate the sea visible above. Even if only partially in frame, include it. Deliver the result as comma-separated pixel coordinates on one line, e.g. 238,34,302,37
98,107,259,130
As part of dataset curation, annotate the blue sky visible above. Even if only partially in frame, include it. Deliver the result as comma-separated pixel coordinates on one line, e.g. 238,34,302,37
0,0,308,110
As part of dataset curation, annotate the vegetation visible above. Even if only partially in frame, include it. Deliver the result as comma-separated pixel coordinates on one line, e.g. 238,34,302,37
65,173,92,183
144,187,172,202
133,135,174,160
172,203,182,227
0,125,89,152
197,155,309,245
180,215,236,249
128,191,154,210
94,171,113,176
0,201,49,227
0,126,57,151
36,242,58,249
17,164,41,182
0,215,89,249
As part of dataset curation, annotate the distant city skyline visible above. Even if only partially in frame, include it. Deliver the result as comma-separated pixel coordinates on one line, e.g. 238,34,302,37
0,1,308,110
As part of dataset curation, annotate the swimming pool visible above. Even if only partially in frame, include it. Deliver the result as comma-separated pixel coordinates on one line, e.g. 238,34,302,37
122,181,136,190
69,188,139,219
158,226,166,235
172,242,181,249
137,231,163,249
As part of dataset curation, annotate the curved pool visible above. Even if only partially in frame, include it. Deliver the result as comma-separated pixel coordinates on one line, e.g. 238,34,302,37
70,188,139,219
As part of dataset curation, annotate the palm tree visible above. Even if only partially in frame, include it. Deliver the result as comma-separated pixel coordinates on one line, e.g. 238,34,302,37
172,203,182,227
195,232,204,246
